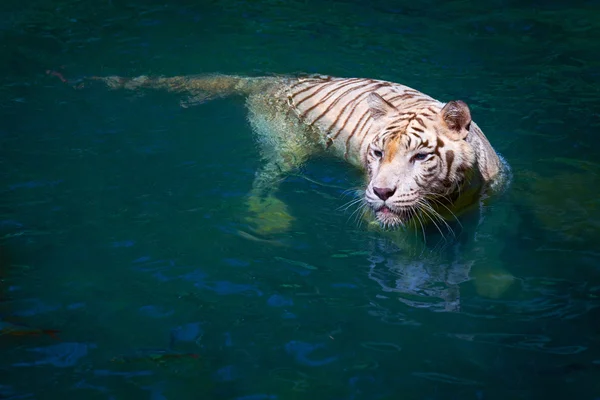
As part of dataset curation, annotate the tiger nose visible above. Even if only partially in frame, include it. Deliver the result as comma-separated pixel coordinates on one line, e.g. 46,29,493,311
373,186,396,201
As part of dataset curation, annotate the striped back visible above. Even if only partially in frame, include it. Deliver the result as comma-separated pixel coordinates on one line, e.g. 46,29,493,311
285,76,443,166
283,75,508,230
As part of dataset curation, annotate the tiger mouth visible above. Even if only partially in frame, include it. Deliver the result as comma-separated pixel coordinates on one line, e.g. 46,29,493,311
377,205,396,216
373,205,414,228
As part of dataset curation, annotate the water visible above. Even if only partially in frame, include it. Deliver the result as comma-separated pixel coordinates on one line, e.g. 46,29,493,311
1,0,599,398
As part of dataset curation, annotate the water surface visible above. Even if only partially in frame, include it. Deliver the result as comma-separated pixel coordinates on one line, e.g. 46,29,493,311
1,0,599,399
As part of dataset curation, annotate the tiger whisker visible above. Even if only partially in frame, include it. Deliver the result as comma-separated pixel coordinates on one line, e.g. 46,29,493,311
356,205,369,229
408,207,418,244
337,196,364,212
422,193,463,230
347,198,368,228
416,200,447,241
339,187,363,198
419,189,463,227
420,200,455,239
412,206,427,245
349,205,364,226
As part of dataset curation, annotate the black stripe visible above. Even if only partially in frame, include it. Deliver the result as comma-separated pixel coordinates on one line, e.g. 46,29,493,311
310,80,376,125
291,82,325,99
350,109,371,144
414,180,427,189
329,82,390,139
328,90,372,139
416,139,430,150
289,78,322,91
408,131,422,141
357,115,374,164
357,118,373,144
294,79,350,107
387,93,417,103
299,78,364,119
445,150,455,181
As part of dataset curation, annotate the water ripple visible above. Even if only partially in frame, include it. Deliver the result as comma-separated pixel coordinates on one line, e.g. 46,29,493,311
442,333,588,355
267,294,293,307
284,341,338,367
235,394,277,400
170,322,202,344
464,278,600,321
94,369,153,378
411,372,482,386
13,342,96,368
139,305,174,318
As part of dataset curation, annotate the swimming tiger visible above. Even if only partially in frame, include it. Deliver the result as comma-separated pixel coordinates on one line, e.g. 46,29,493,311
75,73,511,236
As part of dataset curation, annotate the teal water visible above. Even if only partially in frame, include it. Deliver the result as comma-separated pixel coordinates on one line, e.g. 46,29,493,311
1,0,600,399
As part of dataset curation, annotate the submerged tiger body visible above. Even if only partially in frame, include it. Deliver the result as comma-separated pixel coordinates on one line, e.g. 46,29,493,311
88,73,510,234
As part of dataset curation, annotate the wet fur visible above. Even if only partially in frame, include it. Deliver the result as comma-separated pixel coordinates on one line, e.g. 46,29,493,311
85,73,510,232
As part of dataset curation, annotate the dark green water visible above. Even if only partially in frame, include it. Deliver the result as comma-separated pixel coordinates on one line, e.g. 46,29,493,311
1,0,599,399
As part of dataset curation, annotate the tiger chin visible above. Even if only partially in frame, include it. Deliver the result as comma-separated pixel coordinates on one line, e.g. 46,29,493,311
69,72,511,237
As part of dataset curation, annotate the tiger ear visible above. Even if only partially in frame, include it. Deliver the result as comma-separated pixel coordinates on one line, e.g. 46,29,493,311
440,100,472,141
367,93,398,121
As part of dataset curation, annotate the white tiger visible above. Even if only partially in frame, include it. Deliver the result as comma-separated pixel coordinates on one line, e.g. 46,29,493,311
80,73,510,236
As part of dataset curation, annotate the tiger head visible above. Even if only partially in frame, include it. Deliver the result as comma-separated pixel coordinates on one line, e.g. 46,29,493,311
363,93,477,229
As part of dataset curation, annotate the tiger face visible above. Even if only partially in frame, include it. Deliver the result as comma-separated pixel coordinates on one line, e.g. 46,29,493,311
364,93,476,229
